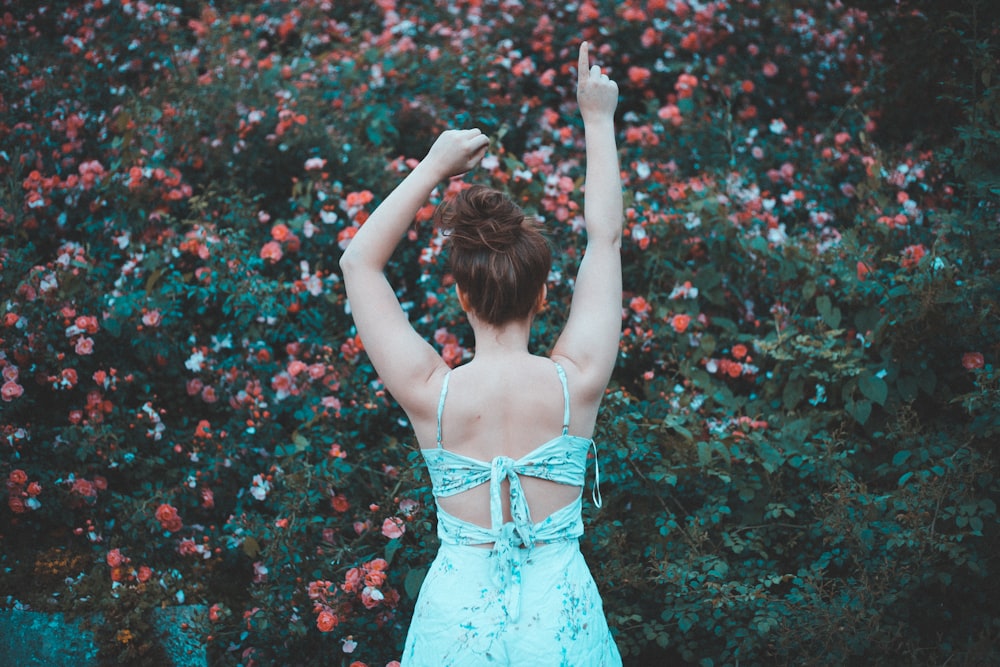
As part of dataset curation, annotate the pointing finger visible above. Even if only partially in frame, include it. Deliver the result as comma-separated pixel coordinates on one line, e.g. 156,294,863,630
578,41,589,82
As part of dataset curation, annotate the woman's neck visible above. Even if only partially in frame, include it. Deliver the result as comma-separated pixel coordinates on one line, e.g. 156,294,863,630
468,316,533,360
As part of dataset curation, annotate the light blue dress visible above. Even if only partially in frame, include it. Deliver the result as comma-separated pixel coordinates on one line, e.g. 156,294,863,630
401,361,622,666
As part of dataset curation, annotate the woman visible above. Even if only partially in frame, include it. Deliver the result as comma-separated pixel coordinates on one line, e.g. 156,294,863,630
339,42,623,666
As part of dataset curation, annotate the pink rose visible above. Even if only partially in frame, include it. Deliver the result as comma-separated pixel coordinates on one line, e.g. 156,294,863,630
142,309,162,327
260,240,283,263
71,478,97,498
962,352,985,370
1,380,24,401
75,336,94,355
342,567,361,594
381,517,405,540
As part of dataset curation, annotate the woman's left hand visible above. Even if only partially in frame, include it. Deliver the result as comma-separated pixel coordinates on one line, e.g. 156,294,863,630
423,128,491,179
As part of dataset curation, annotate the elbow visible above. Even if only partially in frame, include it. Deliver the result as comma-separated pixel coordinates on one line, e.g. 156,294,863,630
338,247,361,275
339,246,382,283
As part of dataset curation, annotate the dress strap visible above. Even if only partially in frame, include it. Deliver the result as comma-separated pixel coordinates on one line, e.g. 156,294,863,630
552,361,571,435
436,371,451,448
591,440,603,508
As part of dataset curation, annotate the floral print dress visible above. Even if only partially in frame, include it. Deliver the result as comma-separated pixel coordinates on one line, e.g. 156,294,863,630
402,362,622,666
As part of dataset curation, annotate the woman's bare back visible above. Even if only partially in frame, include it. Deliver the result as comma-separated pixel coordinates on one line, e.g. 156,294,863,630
416,353,595,532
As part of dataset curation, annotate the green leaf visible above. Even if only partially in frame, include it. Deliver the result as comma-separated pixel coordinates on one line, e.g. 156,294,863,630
663,414,693,440
783,378,804,409
696,441,712,466
816,295,842,328
385,537,402,564
858,373,889,405
897,374,918,402
292,432,310,452
854,307,881,333
847,398,872,424
242,537,260,559
916,368,937,395
892,450,911,466
700,333,717,357
403,566,427,599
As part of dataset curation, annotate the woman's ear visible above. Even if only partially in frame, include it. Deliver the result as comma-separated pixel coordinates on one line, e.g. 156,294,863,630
455,284,471,312
534,284,548,314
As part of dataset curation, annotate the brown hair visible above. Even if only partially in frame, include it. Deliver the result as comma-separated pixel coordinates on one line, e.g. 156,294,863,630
435,185,551,327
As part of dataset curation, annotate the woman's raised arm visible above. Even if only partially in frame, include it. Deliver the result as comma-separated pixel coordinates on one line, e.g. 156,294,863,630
339,129,490,415
552,42,624,400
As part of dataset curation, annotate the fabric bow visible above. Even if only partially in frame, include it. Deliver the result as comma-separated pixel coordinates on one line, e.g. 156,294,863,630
488,455,534,620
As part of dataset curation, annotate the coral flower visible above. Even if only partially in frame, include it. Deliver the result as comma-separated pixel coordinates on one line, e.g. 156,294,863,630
962,352,984,370
900,244,926,268
271,223,291,242
106,548,125,567
316,609,339,632
260,240,283,263
155,503,183,532
331,492,350,513
857,261,871,281
629,296,651,315
670,314,691,333
628,66,651,86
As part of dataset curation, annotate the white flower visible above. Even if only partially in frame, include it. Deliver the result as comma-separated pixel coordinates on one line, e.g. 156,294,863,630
185,350,206,372
304,157,327,171
766,223,788,245
250,474,272,501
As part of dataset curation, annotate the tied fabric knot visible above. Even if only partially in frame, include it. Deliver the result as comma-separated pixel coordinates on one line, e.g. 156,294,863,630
488,455,534,621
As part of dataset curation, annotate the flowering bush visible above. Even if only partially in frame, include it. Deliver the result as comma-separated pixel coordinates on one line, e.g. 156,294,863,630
2,1,998,665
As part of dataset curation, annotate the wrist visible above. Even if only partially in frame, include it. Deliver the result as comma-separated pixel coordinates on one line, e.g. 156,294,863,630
582,114,615,129
413,156,449,184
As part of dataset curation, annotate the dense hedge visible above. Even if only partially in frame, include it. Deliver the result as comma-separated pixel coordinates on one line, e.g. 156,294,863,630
2,1,998,665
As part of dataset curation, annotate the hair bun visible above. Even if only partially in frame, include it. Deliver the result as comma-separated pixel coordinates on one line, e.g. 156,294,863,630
434,184,552,326
435,185,534,251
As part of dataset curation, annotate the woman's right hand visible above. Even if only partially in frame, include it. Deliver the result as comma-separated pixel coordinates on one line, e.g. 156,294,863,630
423,128,491,180
576,42,619,124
